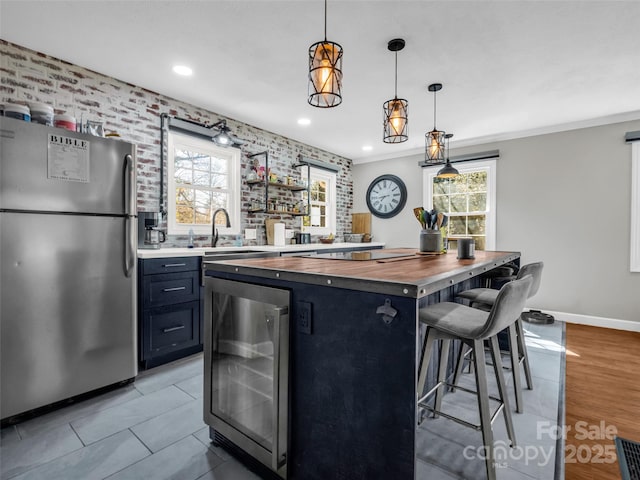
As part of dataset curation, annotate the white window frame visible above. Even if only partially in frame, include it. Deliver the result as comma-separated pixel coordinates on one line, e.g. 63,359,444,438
422,158,497,250
631,141,640,272
301,167,337,236
167,130,241,236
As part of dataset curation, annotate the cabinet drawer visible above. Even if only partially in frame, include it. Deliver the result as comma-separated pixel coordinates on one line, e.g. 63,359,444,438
143,271,199,308
143,256,199,275
142,301,200,357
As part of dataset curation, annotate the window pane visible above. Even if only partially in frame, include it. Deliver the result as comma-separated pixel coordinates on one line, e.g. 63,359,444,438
448,176,468,194
318,192,326,202
450,194,467,212
467,172,487,192
192,153,211,171
175,167,192,185
210,157,228,174
473,236,486,251
310,191,318,201
449,216,467,235
433,195,448,212
468,215,486,235
193,169,210,187
211,173,228,189
176,187,194,206
433,178,448,195
211,192,228,210
176,206,194,224
468,193,486,212
174,150,193,169
176,187,194,224
195,190,211,225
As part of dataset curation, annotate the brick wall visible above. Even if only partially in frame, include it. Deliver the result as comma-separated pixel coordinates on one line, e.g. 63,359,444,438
0,40,353,246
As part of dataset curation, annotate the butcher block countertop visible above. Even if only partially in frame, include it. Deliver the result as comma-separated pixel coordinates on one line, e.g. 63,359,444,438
204,248,520,298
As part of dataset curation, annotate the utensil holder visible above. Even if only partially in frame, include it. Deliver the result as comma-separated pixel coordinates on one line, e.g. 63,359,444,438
420,229,442,253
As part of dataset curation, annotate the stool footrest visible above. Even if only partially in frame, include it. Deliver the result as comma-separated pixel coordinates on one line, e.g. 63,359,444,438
418,380,507,431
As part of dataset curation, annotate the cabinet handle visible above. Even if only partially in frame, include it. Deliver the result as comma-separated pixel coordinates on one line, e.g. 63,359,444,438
163,263,187,268
162,286,186,292
162,325,185,333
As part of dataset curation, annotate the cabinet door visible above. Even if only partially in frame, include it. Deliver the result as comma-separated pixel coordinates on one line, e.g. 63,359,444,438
142,300,200,359
142,256,199,275
143,271,200,308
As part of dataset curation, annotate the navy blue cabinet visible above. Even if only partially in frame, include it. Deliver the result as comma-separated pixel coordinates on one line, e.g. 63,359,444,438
138,256,203,369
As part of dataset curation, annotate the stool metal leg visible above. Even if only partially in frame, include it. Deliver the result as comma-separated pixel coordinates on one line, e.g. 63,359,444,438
417,327,437,401
451,341,468,392
433,339,450,418
515,317,533,390
508,323,524,413
472,338,496,480
489,335,516,448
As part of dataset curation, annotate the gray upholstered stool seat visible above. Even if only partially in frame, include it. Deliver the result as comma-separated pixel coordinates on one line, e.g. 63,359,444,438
419,302,493,339
417,275,533,480
456,262,544,414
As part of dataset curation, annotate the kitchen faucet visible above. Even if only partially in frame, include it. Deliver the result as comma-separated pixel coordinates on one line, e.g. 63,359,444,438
211,208,231,247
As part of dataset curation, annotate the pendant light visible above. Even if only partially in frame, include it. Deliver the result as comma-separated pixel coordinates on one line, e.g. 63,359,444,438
383,38,408,143
425,83,445,163
436,133,459,178
308,0,343,108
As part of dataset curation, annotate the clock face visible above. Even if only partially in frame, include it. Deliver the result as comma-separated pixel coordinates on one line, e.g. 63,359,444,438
366,174,407,218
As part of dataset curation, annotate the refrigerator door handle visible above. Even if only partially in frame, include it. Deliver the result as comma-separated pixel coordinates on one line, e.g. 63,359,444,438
124,216,135,277
123,154,135,215
123,153,136,278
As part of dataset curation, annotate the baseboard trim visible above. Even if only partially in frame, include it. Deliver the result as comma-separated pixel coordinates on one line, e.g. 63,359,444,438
534,309,640,333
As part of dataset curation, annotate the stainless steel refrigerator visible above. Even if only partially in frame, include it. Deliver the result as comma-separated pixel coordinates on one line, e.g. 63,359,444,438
0,117,138,421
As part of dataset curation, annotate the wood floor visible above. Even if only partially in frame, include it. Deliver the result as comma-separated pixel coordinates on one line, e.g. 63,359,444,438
565,323,640,480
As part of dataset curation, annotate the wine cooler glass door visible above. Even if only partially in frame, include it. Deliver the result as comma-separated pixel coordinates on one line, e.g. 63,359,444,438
204,278,289,477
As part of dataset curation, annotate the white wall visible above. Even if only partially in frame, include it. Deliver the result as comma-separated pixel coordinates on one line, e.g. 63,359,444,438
353,120,640,323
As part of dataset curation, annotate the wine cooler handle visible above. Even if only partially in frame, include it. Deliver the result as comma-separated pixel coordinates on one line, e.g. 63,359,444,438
271,305,289,471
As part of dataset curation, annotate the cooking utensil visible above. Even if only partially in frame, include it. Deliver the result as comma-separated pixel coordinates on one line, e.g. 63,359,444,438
424,210,431,229
436,212,444,230
413,207,425,228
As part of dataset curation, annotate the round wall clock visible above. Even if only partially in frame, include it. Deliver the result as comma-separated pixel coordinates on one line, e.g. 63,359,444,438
366,174,407,218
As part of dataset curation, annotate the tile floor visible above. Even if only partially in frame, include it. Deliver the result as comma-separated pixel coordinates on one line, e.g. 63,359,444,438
0,321,564,480
0,354,259,480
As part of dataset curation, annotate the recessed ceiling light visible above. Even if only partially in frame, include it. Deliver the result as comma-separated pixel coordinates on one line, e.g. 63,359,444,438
297,118,311,126
172,65,193,76
362,145,373,152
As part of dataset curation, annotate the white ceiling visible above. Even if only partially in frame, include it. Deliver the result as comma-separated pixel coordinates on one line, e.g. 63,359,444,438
2,0,640,162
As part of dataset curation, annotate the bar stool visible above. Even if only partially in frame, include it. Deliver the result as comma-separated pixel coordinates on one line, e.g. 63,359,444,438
417,275,533,480
455,262,543,413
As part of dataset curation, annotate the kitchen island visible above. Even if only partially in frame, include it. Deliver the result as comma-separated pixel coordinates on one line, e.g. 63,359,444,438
202,249,520,480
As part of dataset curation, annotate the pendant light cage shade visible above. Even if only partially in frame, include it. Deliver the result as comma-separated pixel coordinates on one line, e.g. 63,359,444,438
308,41,343,108
383,98,408,143
424,82,446,164
425,128,446,163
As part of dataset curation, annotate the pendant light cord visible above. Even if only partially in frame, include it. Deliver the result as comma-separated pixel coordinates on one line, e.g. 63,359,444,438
324,0,327,41
433,90,437,128
394,51,398,98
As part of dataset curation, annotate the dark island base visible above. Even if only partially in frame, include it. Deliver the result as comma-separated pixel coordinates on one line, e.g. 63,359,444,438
204,251,520,479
